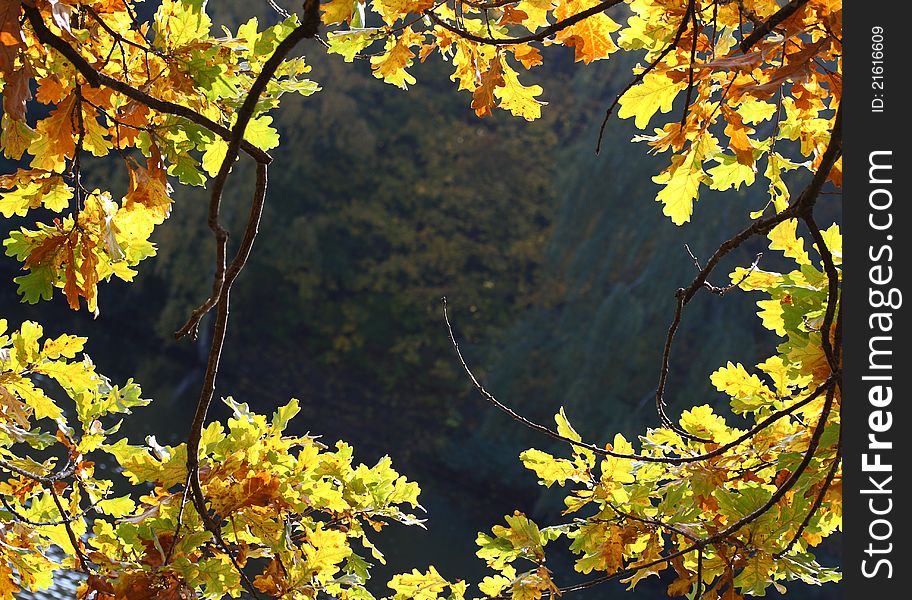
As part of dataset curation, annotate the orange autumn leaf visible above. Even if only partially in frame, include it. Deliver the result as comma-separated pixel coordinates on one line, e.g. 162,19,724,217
0,0,23,77
472,55,505,118
721,105,755,167
124,144,173,223
554,0,620,64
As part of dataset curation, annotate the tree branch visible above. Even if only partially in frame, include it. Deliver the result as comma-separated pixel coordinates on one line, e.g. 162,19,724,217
774,435,841,558
174,21,312,340
445,297,833,465
740,0,811,52
426,1,625,46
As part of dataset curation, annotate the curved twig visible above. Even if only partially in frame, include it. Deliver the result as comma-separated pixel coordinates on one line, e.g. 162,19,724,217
445,297,834,464
174,20,313,340
596,3,693,154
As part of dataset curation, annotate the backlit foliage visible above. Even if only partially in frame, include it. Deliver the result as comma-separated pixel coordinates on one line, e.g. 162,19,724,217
464,225,842,599
0,0,840,599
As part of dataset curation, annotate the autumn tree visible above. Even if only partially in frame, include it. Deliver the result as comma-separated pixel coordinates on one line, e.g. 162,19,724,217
0,1,841,599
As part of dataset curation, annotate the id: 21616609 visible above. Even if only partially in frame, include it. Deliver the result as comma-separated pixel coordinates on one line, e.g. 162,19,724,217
871,26,885,113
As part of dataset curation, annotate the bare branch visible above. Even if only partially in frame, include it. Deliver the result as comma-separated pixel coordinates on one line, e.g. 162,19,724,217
740,0,811,52
444,297,833,465
426,1,625,46
174,22,312,340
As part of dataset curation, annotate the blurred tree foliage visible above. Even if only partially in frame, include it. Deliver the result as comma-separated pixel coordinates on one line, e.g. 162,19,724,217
447,65,775,502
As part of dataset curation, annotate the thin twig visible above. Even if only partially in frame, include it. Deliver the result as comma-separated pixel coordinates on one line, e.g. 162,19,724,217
679,0,699,126
596,7,692,154
427,1,625,46
444,297,833,464
49,485,91,573
174,22,313,340
1,494,100,526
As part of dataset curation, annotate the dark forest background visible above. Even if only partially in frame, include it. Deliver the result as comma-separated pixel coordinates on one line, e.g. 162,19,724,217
1,3,839,598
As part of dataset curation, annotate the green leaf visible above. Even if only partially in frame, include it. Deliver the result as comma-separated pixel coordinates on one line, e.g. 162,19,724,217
327,29,380,62
734,553,774,596
201,137,229,177
244,116,280,151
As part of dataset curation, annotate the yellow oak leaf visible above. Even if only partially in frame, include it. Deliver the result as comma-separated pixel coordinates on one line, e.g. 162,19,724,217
816,223,841,265
28,93,77,172
736,96,778,124
155,0,212,49
768,219,810,265
653,152,708,225
554,0,621,63
0,561,22,598
371,36,418,89
495,61,546,121
479,573,512,597
756,355,811,395
728,267,782,291
618,71,687,129
710,362,774,400
515,0,555,30
372,0,436,26
756,298,786,336
4,375,63,421
1,114,37,160
0,175,72,217
41,333,86,360
472,56,505,118
327,28,380,62
322,0,356,25
81,113,113,157
520,448,581,487
600,433,635,489
572,522,625,574
679,405,729,439
388,566,449,600
708,154,756,191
